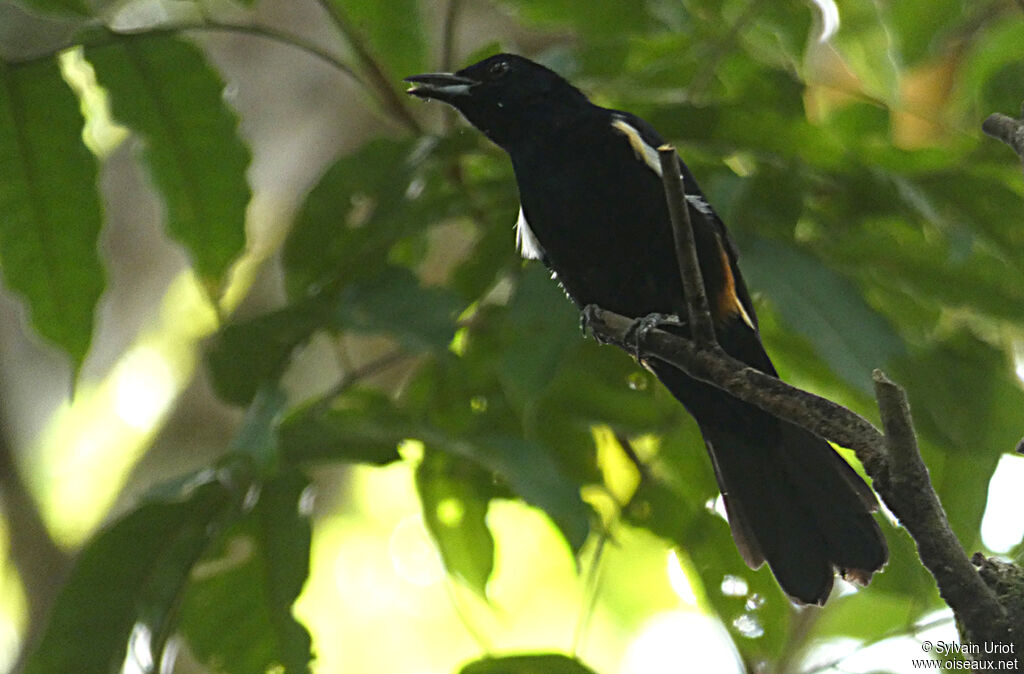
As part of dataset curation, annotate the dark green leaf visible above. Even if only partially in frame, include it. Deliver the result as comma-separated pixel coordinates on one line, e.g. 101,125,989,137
283,138,419,298
496,0,651,38
415,447,495,595
497,264,580,405
0,59,103,371
180,469,313,674
623,473,792,661
23,478,235,674
278,389,408,465
331,265,461,351
11,0,89,16
330,0,426,80
86,34,250,294
737,234,905,395
862,523,941,606
456,435,591,552
460,653,599,674
893,331,1024,547
206,300,326,406
230,385,288,470
883,0,965,65
964,21,1024,118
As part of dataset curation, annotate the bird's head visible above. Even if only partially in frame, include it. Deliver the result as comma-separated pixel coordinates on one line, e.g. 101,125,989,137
405,53,589,148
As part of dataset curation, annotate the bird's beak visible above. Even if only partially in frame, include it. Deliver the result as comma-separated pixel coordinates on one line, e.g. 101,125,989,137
404,72,478,101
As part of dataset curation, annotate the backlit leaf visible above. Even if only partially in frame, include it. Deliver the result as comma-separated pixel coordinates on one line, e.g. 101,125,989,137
86,34,250,295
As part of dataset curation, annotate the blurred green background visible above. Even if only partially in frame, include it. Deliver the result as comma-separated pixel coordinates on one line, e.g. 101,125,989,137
1,0,1023,672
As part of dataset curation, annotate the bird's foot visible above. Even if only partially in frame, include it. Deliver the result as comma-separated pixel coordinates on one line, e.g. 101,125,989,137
626,312,685,361
580,304,607,342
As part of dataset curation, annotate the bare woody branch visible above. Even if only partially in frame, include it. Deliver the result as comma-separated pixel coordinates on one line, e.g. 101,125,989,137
657,146,716,346
982,100,1024,174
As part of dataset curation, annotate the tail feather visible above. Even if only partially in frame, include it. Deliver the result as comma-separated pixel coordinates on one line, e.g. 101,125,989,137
651,361,887,605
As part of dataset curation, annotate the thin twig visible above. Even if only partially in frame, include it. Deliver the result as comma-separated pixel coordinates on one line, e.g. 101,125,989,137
6,21,364,85
571,531,608,656
440,0,461,71
657,146,717,346
311,349,412,415
443,577,493,654
439,0,462,134
314,0,422,134
572,433,644,655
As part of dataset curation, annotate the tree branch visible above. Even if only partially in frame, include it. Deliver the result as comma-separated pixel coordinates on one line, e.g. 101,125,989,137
585,304,887,462
657,146,716,346
871,373,1013,655
582,135,1018,657
982,100,1024,174
315,0,423,134
585,305,1014,655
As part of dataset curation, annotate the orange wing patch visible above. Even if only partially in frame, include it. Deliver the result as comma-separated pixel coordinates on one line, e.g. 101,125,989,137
715,235,756,330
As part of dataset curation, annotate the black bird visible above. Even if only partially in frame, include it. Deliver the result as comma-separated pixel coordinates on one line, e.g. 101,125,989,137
405,54,887,604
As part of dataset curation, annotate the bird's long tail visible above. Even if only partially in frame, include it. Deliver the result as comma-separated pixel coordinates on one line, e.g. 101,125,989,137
649,362,888,604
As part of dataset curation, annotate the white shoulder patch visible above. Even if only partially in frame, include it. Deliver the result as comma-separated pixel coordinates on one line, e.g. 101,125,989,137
515,207,545,260
611,117,716,219
611,116,663,177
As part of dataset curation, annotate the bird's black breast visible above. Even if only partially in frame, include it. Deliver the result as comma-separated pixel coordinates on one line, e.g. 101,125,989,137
510,114,687,319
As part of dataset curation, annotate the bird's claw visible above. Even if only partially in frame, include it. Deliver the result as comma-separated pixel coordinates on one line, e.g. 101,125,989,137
626,312,685,361
580,304,606,342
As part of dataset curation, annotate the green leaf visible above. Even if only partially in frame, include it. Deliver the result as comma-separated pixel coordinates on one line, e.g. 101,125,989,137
460,653,599,674
230,385,288,470
329,0,426,79
496,0,651,39
0,59,104,371
894,331,1024,547
458,435,592,552
179,469,313,674
23,477,235,674
278,389,407,465
11,0,89,16
331,265,461,351
737,234,905,395
623,474,793,661
497,265,580,406
882,0,966,65
206,300,326,406
415,447,495,596
208,264,459,408
283,138,419,298
86,34,249,294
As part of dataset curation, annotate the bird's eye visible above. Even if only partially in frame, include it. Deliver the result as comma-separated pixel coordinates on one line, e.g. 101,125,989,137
489,61,509,77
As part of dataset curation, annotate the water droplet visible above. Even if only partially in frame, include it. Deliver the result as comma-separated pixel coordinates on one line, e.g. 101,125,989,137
298,485,317,517
732,613,764,639
627,371,648,390
405,176,425,200
242,484,261,512
720,574,749,597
